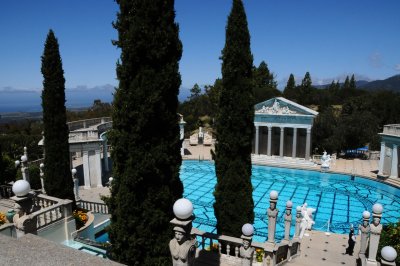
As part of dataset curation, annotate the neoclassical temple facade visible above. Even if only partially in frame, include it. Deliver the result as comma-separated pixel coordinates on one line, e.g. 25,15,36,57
378,124,400,178
253,97,318,160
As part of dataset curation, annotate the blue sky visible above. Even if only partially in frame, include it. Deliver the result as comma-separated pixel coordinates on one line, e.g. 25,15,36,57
0,0,399,97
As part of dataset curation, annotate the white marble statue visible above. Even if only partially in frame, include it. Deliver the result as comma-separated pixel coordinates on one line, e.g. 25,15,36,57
299,203,315,239
321,151,331,169
169,226,196,266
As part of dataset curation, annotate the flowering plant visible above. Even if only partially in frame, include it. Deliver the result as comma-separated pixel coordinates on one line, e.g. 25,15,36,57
255,248,264,262
0,212,7,226
73,209,88,228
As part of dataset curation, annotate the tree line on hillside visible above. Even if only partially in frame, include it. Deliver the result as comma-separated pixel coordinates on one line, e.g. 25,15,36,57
179,68,400,154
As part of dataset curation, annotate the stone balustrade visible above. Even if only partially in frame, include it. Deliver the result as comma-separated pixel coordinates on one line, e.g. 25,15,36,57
67,117,111,131
77,200,109,214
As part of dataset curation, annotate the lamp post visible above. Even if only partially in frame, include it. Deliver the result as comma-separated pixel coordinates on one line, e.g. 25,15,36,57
15,147,29,183
39,163,46,194
71,168,79,200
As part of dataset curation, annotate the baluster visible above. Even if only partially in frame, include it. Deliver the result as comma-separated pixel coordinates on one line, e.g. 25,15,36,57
37,214,42,228
95,203,99,212
235,246,239,257
201,236,205,250
226,244,231,256
218,243,222,255
50,209,54,222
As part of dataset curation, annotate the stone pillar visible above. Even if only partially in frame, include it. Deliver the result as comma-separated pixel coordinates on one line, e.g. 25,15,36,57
255,125,260,155
305,128,311,160
82,150,90,189
366,204,383,266
378,142,385,175
283,200,293,242
267,190,279,243
72,168,79,200
358,211,370,256
103,140,109,172
292,128,297,158
279,127,284,157
95,149,103,187
294,206,302,238
390,144,398,178
170,199,197,266
267,126,272,156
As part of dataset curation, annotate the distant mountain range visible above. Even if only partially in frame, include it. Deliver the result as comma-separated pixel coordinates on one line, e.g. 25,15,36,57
316,74,400,92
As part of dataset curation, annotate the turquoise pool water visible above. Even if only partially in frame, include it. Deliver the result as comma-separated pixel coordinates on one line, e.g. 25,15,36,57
181,160,400,243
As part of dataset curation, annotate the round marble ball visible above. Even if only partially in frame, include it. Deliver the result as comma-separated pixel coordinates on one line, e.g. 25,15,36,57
242,223,254,236
12,180,31,197
381,246,397,262
173,198,193,220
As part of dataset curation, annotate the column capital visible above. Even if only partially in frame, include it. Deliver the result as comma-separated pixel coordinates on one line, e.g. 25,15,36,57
306,127,311,133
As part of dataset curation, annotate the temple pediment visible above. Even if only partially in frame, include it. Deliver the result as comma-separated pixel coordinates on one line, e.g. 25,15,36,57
255,97,318,116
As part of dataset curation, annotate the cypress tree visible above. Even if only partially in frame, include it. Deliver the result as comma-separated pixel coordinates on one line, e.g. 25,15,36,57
350,74,356,90
252,61,280,104
109,0,183,264
214,0,254,237
41,30,75,202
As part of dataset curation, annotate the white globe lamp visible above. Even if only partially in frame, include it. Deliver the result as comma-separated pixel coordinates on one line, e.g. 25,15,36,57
242,223,254,237
40,163,44,169
381,246,397,262
286,200,293,208
362,211,370,219
270,190,278,200
173,198,193,220
372,203,383,215
12,180,31,197
71,168,77,175
21,155,28,163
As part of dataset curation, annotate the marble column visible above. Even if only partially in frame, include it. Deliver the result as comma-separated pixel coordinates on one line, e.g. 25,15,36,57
292,128,297,158
255,125,260,155
267,126,272,156
378,142,385,175
103,140,109,172
82,150,91,189
95,149,103,187
279,127,284,157
305,128,311,160
390,144,398,178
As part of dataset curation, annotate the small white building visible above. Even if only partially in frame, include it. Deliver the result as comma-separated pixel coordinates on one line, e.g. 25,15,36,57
253,97,318,160
378,124,400,178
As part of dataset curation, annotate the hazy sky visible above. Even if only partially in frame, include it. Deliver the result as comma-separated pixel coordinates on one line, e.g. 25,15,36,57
0,0,399,92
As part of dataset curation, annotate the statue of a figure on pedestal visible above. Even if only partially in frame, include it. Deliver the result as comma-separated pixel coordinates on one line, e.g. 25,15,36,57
321,151,331,169
240,239,254,266
169,226,196,266
299,203,315,239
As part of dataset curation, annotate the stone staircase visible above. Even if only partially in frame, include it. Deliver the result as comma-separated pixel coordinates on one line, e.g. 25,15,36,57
251,154,317,169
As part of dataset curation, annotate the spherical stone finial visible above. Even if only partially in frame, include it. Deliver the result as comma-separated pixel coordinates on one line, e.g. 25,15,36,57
362,210,371,219
286,200,293,208
372,203,383,215
15,160,20,167
173,198,193,220
269,190,278,200
296,206,302,212
24,146,27,152
242,223,254,237
21,155,28,163
40,163,44,169
109,177,113,182
12,180,31,197
381,246,397,262
71,168,77,175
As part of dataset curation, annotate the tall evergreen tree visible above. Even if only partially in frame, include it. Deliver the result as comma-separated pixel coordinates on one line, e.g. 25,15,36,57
108,1,183,264
252,61,280,103
342,76,350,90
41,30,75,202
188,83,201,100
214,0,254,237
283,74,297,100
350,74,356,90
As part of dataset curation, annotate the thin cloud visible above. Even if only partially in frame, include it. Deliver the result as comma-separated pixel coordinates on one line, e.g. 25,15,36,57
369,52,383,68
394,64,400,72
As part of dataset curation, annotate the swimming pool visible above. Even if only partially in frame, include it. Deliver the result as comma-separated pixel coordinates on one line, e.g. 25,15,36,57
181,160,400,243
